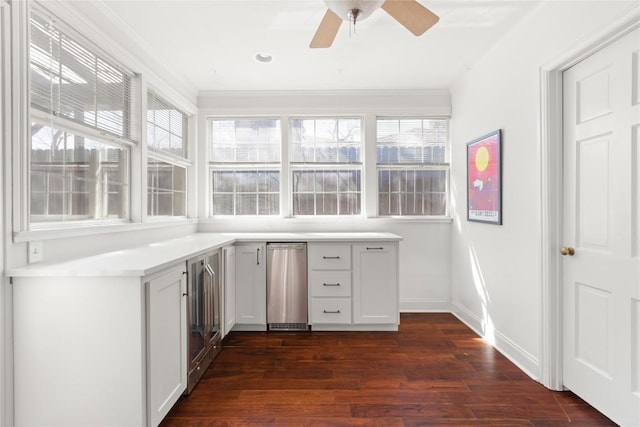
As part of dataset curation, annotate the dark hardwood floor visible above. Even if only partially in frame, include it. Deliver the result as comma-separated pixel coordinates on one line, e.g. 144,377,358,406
161,313,617,426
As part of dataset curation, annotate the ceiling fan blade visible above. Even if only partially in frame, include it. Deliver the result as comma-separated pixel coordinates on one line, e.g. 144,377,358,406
381,0,439,36
310,9,342,48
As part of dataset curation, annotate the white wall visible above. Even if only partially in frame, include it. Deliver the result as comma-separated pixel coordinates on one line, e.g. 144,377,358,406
198,90,453,312
449,0,639,379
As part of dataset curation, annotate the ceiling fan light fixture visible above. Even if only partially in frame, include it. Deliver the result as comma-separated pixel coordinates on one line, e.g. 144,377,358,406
324,0,385,22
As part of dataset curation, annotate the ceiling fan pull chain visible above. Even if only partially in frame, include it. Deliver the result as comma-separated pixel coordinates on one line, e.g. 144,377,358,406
349,14,355,38
348,8,360,38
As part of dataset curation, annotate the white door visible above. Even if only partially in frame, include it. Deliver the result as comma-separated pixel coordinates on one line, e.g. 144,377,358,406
352,243,398,324
234,243,266,326
147,266,188,427
562,28,640,427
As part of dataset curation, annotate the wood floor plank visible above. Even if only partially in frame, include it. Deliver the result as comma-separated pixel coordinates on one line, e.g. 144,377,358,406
160,313,617,426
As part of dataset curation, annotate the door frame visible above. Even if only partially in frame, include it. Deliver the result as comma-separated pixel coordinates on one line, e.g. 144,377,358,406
539,12,640,390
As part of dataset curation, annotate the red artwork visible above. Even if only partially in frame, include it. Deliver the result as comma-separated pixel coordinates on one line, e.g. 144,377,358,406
467,130,502,224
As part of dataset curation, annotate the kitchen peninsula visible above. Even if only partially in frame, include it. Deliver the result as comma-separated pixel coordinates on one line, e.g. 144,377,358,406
8,232,401,427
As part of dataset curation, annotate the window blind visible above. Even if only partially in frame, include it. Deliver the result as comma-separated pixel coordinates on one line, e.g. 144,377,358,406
209,119,281,163
376,118,449,164
30,8,134,141
290,118,361,164
147,90,187,159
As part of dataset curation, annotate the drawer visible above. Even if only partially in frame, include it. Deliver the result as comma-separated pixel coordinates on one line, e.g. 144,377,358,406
310,298,352,324
309,271,351,297
308,244,351,270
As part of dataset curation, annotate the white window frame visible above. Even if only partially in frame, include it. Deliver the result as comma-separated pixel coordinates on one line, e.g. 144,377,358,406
208,117,282,217
375,117,450,218
289,116,364,217
27,4,136,230
146,88,189,219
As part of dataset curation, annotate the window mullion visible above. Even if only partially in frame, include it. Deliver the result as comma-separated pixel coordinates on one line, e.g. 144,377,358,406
281,115,290,217
364,112,377,217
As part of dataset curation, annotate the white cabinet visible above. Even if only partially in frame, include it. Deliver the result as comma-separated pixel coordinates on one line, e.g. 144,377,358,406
12,263,188,427
234,243,267,330
308,243,353,326
309,242,399,330
223,245,236,336
353,243,398,325
146,266,188,427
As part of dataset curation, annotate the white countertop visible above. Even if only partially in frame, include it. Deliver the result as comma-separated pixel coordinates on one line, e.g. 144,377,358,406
8,232,402,278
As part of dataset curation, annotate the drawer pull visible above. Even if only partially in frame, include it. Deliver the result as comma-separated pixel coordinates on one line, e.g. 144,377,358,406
323,309,341,314
366,247,384,250
323,283,340,287
322,256,341,259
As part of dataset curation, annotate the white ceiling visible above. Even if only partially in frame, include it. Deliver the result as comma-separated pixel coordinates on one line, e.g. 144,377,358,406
100,0,543,92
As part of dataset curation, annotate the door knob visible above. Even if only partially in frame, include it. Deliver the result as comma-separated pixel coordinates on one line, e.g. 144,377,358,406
560,247,575,256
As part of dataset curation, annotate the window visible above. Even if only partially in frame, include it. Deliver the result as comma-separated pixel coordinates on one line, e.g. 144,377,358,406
290,118,362,216
30,125,128,221
147,160,186,217
147,90,187,158
146,90,188,217
29,7,133,225
209,119,280,215
377,118,449,216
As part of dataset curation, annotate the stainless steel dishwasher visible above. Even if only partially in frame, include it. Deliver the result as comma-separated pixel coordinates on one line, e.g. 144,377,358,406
266,242,308,331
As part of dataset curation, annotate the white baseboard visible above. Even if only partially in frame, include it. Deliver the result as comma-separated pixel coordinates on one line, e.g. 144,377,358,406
400,298,451,312
451,302,541,382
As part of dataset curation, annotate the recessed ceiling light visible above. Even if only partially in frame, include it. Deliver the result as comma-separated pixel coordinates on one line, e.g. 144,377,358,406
254,52,273,63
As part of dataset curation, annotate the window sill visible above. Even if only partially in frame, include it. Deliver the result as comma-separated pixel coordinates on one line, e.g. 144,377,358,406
13,218,198,243
199,215,452,225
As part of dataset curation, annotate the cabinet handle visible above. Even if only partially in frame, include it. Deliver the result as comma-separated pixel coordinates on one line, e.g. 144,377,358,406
366,247,384,250
323,283,340,287
322,256,340,259
257,248,260,265
182,292,188,297
323,310,341,314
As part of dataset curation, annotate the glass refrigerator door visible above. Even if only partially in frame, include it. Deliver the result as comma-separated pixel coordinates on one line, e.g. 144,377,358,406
189,259,206,363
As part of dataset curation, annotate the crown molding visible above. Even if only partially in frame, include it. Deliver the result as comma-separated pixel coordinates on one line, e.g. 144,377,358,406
198,89,452,116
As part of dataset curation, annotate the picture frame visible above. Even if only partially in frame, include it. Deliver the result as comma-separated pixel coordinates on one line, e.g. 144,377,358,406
467,129,502,225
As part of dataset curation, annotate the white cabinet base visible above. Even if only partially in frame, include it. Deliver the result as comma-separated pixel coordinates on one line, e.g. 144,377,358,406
311,324,398,331
13,276,146,427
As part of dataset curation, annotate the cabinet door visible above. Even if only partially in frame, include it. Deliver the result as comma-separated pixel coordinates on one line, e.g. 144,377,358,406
147,266,187,427
235,243,266,326
352,243,398,324
223,246,236,335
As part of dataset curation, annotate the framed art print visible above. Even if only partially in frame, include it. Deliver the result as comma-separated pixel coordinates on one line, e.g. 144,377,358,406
467,129,502,225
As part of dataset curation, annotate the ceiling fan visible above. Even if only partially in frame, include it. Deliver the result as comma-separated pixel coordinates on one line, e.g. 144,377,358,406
310,0,439,48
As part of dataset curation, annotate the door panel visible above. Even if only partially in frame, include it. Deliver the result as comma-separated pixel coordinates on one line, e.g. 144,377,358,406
634,124,640,258
633,300,640,395
577,69,611,123
577,136,611,249
574,282,611,378
562,29,640,426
